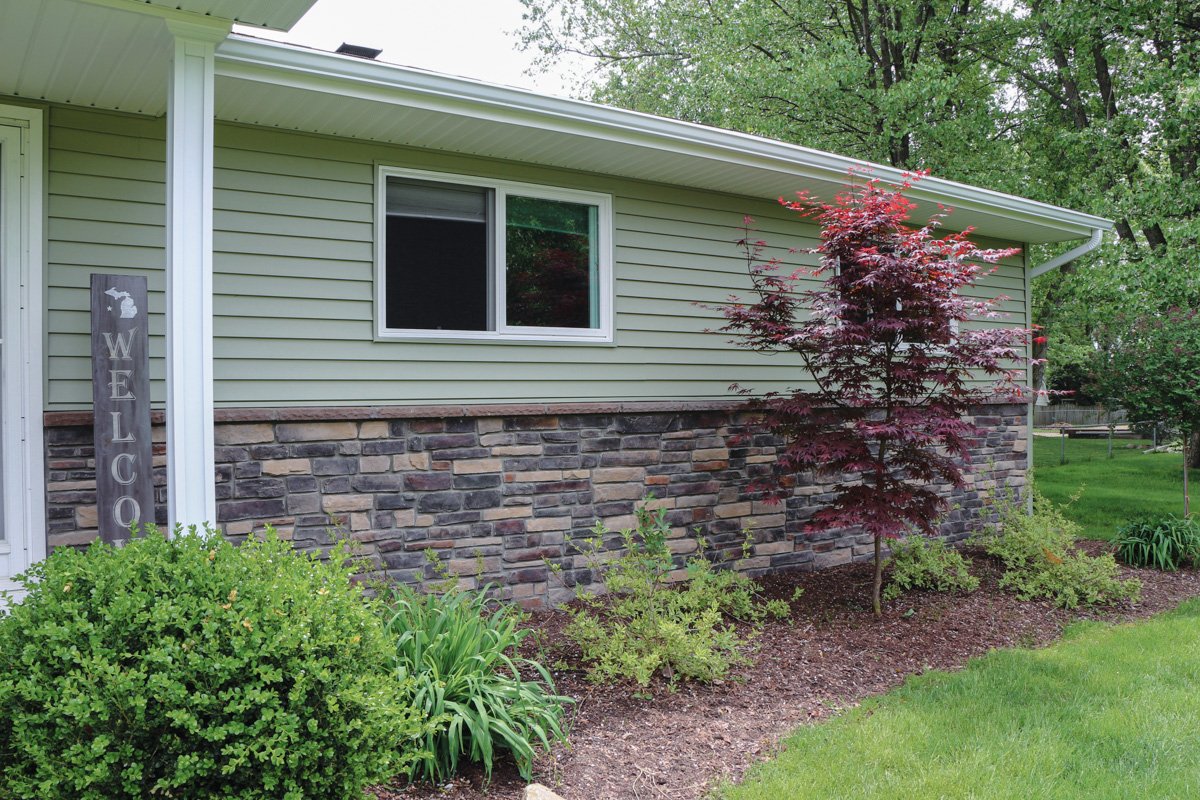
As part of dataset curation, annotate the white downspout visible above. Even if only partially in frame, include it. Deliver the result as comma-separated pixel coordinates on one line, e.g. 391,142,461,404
1025,226,1106,510
1029,227,1105,279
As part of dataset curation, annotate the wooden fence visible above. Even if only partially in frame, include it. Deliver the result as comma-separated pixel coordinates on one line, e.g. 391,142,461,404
1032,404,1127,428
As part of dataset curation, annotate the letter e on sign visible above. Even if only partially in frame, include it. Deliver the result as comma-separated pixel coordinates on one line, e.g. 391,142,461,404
91,274,154,543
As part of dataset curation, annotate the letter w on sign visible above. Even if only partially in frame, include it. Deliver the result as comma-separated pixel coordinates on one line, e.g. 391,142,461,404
90,274,154,543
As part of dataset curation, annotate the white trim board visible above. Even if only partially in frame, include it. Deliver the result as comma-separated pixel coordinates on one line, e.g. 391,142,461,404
0,104,46,599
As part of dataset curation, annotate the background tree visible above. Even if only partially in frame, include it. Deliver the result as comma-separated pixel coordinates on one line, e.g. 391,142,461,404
519,0,1200,396
1094,308,1200,511
718,176,1029,616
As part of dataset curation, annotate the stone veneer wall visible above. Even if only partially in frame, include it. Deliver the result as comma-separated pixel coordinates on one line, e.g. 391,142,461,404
44,402,1028,608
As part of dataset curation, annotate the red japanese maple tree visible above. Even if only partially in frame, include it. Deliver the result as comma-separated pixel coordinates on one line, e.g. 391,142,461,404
720,174,1031,616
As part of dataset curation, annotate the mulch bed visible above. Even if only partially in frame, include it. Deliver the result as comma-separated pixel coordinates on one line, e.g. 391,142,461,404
372,544,1200,800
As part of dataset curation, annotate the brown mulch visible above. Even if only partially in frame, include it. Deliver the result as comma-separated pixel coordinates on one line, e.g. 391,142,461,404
372,544,1200,800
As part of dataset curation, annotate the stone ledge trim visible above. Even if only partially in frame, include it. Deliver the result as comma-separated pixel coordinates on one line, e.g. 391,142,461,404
43,395,1030,428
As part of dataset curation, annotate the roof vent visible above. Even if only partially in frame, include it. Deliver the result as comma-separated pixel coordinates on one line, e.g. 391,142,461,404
335,43,383,60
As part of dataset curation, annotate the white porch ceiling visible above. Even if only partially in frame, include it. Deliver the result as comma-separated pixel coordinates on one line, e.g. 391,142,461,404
0,0,172,115
138,0,315,31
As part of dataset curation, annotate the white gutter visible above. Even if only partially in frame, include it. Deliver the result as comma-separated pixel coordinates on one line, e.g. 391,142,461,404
1028,227,1106,278
216,35,1112,242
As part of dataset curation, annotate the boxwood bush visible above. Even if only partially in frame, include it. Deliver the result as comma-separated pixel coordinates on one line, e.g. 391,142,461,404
0,527,424,800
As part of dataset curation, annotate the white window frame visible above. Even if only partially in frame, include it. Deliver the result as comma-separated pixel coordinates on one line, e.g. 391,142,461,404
374,166,614,343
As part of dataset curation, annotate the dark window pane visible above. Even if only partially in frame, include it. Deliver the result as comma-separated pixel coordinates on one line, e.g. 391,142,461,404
385,178,490,331
505,195,598,329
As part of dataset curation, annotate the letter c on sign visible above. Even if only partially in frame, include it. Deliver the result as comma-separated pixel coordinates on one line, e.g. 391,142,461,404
111,452,137,486
113,496,141,530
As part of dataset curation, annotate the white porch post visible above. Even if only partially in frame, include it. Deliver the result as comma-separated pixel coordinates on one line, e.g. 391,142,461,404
164,21,227,527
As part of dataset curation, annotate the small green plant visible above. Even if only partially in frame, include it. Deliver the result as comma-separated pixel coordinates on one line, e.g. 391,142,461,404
563,504,781,690
973,490,1141,609
1115,515,1200,570
383,584,570,783
0,526,422,800
883,536,980,601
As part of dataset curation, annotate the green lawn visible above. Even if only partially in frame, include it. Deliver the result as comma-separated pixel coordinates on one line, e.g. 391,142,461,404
721,600,1200,800
1032,434,1193,541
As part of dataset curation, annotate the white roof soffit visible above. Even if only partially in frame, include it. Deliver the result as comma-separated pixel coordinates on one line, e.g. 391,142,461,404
121,0,315,31
213,36,1112,245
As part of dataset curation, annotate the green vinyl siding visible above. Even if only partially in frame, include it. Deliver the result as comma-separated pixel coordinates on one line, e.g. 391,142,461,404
39,104,1028,410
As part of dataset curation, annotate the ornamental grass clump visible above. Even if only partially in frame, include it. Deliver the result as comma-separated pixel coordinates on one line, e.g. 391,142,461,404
883,536,980,601
975,491,1141,609
383,584,569,783
1115,515,1200,571
0,527,423,800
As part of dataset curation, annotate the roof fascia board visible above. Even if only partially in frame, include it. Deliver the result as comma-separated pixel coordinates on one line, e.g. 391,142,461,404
74,0,233,33
215,36,1114,240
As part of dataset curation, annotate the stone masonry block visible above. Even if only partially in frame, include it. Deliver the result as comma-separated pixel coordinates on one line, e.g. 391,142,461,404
277,422,358,442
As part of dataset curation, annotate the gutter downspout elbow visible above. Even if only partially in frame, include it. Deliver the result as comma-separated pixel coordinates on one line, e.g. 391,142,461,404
1029,227,1104,279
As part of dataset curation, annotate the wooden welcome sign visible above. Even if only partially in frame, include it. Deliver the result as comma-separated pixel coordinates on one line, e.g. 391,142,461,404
90,274,154,543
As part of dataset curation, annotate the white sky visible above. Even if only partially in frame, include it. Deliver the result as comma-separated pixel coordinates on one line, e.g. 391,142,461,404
234,0,584,97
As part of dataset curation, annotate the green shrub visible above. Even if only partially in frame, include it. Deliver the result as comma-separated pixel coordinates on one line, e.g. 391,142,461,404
383,584,569,783
1115,515,1200,570
973,491,1141,609
883,536,980,601
0,527,423,800
562,504,783,690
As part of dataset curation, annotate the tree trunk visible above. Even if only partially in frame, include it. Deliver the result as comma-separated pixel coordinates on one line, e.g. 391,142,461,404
872,534,883,618
1189,430,1200,469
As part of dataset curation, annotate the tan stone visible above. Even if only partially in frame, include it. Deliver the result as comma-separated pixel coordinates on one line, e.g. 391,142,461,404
76,505,98,529
753,540,795,556
564,469,591,480
715,502,753,519
480,432,514,447
453,458,503,475
262,458,311,476
492,445,542,456
350,512,371,531
692,447,730,461
642,496,676,510
393,453,431,471
601,514,637,532
482,506,534,520
48,529,99,548
323,494,373,512
524,785,567,800
510,469,563,482
593,483,644,502
393,509,416,527
277,421,357,442
447,556,501,576
1013,437,1029,452
359,455,390,473
526,516,572,532
225,520,254,536
592,467,645,483
477,418,504,434
215,423,275,445
48,479,95,492
358,421,389,439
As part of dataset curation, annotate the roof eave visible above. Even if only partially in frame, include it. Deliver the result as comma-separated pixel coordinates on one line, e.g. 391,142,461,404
215,35,1115,242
